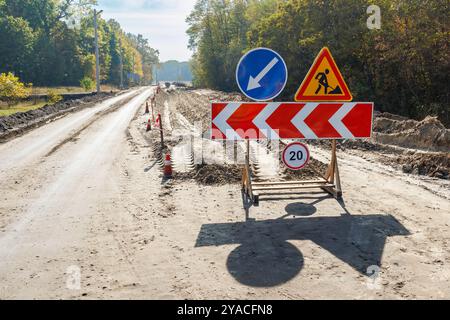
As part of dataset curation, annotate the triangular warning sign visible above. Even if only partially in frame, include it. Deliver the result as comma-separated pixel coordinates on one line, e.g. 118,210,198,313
295,47,353,102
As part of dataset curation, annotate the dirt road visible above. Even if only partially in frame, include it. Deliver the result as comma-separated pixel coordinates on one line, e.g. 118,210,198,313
0,88,449,299
0,88,153,298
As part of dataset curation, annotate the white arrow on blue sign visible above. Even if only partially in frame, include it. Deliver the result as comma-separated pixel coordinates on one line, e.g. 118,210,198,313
236,47,288,102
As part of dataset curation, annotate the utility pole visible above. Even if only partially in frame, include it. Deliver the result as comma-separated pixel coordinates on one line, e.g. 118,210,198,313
94,9,103,94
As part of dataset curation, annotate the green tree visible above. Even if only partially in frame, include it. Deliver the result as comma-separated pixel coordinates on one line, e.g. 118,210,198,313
187,0,249,90
0,0,159,89
0,15,35,79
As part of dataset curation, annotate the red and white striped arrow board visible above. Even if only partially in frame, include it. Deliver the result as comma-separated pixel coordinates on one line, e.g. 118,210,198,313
211,102,374,140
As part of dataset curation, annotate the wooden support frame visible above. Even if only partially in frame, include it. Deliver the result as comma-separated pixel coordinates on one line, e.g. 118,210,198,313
242,140,257,205
242,140,343,207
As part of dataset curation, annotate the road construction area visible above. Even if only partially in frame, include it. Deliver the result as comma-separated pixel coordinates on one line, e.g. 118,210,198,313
0,86,449,299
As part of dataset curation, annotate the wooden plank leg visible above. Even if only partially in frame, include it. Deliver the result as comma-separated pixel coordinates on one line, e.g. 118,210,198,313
242,166,247,192
325,161,332,181
334,155,343,199
328,140,337,184
246,165,254,203
321,141,343,199
320,186,338,199
243,139,259,210
324,141,336,181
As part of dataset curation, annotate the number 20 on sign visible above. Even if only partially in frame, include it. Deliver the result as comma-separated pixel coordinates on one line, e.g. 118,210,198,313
282,142,310,170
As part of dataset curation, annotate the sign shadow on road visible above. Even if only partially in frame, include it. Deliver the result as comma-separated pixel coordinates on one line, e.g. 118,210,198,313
195,204,410,287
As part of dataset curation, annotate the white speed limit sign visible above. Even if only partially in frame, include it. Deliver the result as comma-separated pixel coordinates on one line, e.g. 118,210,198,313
282,142,310,170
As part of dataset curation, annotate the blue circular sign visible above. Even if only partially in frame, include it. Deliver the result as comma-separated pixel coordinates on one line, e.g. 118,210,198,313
236,48,288,101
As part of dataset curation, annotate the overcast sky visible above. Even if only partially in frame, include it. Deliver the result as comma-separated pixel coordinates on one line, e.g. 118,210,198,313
97,0,197,62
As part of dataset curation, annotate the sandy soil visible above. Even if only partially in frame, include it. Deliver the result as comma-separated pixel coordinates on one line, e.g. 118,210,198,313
0,88,449,300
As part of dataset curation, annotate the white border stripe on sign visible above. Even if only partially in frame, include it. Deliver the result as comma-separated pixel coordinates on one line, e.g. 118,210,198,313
329,102,356,139
212,103,242,140
291,103,319,139
253,103,281,140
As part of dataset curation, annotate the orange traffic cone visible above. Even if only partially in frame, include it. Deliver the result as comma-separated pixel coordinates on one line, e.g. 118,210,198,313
145,102,150,114
163,152,173,179
146,119,152,132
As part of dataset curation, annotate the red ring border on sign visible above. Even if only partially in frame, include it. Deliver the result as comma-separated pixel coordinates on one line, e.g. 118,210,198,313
282,142,311,170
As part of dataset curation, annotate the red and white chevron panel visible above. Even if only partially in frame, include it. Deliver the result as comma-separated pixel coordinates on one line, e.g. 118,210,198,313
211,102,374,140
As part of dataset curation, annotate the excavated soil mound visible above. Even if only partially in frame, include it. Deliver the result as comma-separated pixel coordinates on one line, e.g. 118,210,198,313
333,113,450,180
176,163,242,185
176,158,328,186
373,114,450,153
0,92,113,136
392,153,450,179
281,158,329,181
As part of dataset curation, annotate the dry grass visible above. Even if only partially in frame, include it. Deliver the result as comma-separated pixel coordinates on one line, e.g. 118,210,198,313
0,100,47,117
32,85,119,95
1,85,120,117
32,87,84,95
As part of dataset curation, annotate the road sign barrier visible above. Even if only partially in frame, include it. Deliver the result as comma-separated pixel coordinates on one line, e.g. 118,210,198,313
218,47,372,211
211,102,374,140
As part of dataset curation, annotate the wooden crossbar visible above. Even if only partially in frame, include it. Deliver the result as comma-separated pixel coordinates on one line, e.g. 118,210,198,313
253,184,335,192
252,179,328,186
254,191,328,197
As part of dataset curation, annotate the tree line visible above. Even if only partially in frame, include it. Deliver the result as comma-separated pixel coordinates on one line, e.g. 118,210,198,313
187,0,449,125
0,0,159,88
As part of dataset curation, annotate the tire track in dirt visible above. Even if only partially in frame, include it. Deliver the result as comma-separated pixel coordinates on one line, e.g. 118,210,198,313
45,90,142,157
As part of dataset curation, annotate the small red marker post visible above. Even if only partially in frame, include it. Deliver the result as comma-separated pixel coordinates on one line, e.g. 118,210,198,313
163,152,173,179
151,96,156,123
157,114,164,151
